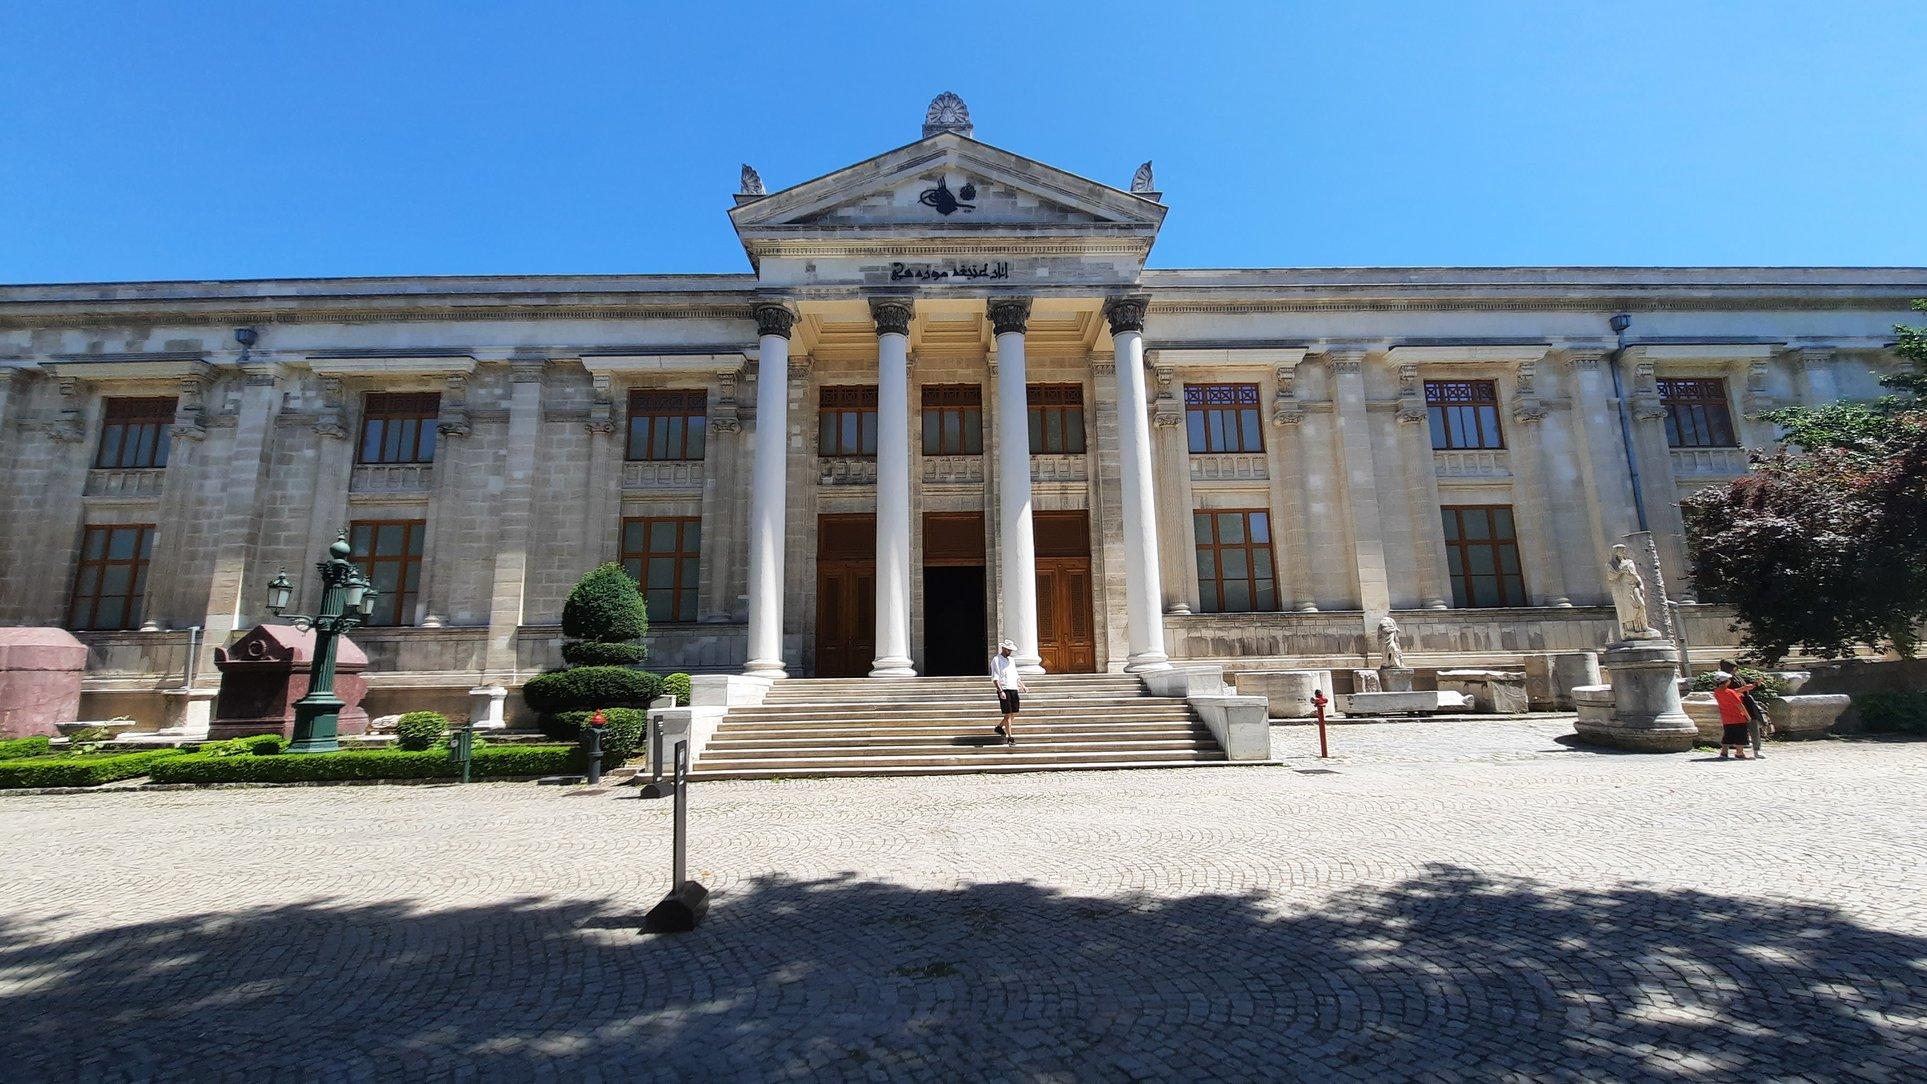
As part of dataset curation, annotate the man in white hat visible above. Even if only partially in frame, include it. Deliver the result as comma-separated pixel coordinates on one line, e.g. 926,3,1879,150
990,638,1027,746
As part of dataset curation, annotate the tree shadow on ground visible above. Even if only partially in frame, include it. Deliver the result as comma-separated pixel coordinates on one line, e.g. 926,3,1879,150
2,865,1923,1080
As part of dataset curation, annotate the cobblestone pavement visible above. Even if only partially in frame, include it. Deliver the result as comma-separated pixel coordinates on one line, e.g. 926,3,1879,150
3,720,1925,1082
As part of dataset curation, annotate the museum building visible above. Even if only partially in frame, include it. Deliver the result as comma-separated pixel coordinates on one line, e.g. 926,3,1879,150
1,94,1922,726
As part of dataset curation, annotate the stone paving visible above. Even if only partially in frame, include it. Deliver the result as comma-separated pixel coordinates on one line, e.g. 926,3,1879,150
3,720,1925,1082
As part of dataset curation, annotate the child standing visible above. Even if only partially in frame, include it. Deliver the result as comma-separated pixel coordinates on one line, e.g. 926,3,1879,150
1713,673,1757,760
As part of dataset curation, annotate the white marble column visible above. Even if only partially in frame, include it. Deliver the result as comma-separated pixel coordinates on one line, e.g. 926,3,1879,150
870,298,916,676
1103,297,1170,672
989,297,1043,674
745,302,796,678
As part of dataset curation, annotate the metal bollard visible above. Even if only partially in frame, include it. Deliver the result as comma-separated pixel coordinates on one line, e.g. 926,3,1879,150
644,740,708,933
447,725,475,784
583,710,607,786
639,714,677,799
1311,690,1331,759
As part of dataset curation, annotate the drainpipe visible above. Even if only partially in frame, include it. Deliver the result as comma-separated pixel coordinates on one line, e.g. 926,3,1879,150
1606,313,1650,533
182,625,202,688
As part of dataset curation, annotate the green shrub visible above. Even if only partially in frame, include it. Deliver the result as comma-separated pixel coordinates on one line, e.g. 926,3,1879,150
394,711,449,751
0,749,185,788
560,640,649,667
1688,667,1789,700
545,708,647,765
662,673,692,706
148,745,584,785
1858,691,1927,735
560,563,648,662
522,666,663,715
194,733,286,757
0,736,52,759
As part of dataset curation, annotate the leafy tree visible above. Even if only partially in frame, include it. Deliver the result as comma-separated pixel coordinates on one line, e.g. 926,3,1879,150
559,562,648,666
1684,302,1927,662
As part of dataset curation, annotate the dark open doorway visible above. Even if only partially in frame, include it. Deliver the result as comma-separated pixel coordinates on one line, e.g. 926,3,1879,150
922,565,988,675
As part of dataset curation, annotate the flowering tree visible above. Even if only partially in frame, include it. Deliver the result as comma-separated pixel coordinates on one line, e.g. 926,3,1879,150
1682,302,1927,663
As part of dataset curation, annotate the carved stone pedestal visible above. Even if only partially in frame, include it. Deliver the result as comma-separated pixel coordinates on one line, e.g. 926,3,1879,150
1377,666,1415,693
1576,640,1695,752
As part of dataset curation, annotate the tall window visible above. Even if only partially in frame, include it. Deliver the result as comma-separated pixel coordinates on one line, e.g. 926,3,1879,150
1441,505,1527,608
620,517,701,623
1028,384,1087,454
95,397,175,469
1193,509,1277,613
921,384,983,455
348,520,425,626
626,390,707,462
1426,380,1504,450
1659,378,1737,449
68,524,155,630
1184,383,1263,453
819,386,878,457
358,392,439,465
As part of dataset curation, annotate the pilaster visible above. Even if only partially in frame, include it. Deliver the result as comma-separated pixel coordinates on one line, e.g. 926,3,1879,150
1266,361,1318,611
1392,363,1451,610
1148,362,1200,614
483,358,548,678
417,370,478,627
1792,346,1841,406
1505,362,1570,606
199,362,285,670
1560,348,1642,602
696,365,747,622
1623,357,1691,594
1325,348,1392,629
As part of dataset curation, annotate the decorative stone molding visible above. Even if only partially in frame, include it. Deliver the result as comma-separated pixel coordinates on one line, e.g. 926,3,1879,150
922,91,973,138
171,372,210,441
1103,296,1149,335
622,460,704,490
710,368,742,433
1031,454,1088,483
48,377,86,442
987,297,1032,336
1790,346,1836,372
586,372,617,435
788,354,813,379
1190,454,1269,482
85,467,165,498
1089,359,1117,377
350,463,435,494
1394,363,1426,424
1130,161,1156,194
1742,360,1778,415
1510,362,1547,423
1151,366,1181,428
1561,348,1609,373
508,358,549,384
311,376,349,440
818,456,879,486
869,298,913,337
1433,450,1512,479
754,302,797,340
922,454,986,485
436,372,472,438
1323,349,1367,376
1270,362,1303,426
740,164,766,196
1630,361,1668,421
1670,447,1748,478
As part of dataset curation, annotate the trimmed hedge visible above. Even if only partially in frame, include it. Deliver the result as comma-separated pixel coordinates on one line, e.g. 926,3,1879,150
394,711,449,751
0,749,186,788
523,666,664,715
0,736,52,759
663,673,692,706
546,708,647,765
560,640,649,667
1858,691,1927,735
149,745,584,785
193,733,287,757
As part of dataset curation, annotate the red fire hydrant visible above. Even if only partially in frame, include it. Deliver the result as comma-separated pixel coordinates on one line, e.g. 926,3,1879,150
1311,690,1330,759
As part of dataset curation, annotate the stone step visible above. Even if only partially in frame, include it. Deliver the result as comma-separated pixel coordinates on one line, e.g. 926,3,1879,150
687,758,1254,782
690,747,1227,775
724,705,1190,722
704,738,1222,759
711,722,1208,740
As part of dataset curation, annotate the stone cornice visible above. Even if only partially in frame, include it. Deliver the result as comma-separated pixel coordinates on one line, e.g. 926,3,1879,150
41,355,216,382
1149,346,1309,369
582,352,753,375
1384,345,1550,365
307,354,478,378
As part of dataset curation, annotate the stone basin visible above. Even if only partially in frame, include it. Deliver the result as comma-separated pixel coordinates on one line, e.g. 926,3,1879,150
1766,694,1850,740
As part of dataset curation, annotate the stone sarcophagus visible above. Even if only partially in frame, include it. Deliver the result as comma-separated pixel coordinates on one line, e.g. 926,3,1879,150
0,628,89,738
211,625,369,740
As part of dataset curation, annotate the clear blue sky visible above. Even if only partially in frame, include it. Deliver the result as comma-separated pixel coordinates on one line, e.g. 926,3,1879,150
3,1,1923,283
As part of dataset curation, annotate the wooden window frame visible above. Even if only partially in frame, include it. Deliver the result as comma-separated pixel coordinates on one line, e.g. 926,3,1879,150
1425,379,1506,450
1658,377,1738,449
620,516,702,624
818,385,879,458
357,392,439,465
1441,505,1528,608
68,523,156,631
626,389,708,462
348,519,425,627
1027,383,1087,454
95,397,176,469
1192,509,1278,614
1184,383,1264,454
920,384,983,456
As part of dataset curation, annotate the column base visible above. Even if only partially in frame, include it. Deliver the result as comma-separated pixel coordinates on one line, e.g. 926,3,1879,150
1124,651,1172,673
1165,605,1192,616
1016,655,1046,676
1424,599,1449,611
868,658,917,678
1295,601,1319,613
743,659,787,679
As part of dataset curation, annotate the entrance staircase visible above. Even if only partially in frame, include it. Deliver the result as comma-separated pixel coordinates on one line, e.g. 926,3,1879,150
689,673,1230,780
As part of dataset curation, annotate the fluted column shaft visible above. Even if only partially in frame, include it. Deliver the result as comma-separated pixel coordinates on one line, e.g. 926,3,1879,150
745,303,795,677
870,300,915,676
1104,298,1170,672
990,298,1043,674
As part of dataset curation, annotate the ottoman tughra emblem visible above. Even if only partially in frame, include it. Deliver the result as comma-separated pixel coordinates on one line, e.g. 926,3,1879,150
918,176,976,216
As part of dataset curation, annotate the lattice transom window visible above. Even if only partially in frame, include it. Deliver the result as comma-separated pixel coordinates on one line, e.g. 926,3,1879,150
819,386,879,457
921,384,983,455
1027,384,1087,454
1426,380,1505,450
1658,378,1737,449
627,390,708,462
358,392,439,465
1184,384,1263,453
96,397,176,469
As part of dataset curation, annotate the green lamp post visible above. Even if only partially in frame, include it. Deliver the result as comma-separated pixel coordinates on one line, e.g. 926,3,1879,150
266,530,380,754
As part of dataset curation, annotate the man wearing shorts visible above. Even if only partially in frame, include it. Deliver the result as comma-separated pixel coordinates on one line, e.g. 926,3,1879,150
990,638,1026,747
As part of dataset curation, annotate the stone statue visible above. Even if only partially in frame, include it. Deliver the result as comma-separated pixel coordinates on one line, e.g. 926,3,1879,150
740,164,765,196
1130,160,1155,194
921,92,973,138
1607,544,1661,640
1376,616,1405,669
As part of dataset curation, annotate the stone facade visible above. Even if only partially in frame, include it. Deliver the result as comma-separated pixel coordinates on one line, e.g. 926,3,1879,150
1,96,1923,725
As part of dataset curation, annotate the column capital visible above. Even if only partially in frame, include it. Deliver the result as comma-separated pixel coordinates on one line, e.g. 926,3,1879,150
1790,345,1837,370
754,302,798,339
1559,347,1611,373
868,297,914,337
1321,347,1369,375
986,297,1032,336
1102,295,1150,335
508,358,550,384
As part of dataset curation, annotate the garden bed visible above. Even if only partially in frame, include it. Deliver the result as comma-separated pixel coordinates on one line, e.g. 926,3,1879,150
0,748,187,788
147,744,585,785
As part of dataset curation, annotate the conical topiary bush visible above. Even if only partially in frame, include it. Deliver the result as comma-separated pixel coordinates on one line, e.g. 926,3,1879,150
522,563,664,757
560,562,648,666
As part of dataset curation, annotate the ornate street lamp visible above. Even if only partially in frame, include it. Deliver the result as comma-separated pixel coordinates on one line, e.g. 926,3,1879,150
266,530,381,754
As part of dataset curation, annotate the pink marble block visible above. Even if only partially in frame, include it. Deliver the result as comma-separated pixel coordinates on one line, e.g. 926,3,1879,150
0,628,89,738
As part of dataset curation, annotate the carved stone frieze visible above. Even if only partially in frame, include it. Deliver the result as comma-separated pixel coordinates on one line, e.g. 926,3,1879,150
1151,365,1181,428
1271,362,1303,426
1742,359,1778,415
311,376,348,440
1394,363,1426,423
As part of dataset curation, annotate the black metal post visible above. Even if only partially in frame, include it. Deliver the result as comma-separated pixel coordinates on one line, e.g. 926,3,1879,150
639,714,677,799
584,724,604,786
644,740,708,933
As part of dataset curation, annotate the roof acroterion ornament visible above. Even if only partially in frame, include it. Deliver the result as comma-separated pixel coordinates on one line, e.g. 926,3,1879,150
922,92,973,139
1130,161,1155,194
740,164,766,196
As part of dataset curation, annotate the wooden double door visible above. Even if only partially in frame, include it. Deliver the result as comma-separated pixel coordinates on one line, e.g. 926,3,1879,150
1033,511,1096,674
815,514,876,678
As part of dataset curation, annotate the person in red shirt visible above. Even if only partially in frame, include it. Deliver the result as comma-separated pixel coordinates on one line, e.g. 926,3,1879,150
1713,673,1757,760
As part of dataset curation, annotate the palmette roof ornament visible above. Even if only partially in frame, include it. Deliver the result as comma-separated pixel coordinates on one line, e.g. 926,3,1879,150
1130,161,1155,193
922,92,973,139
740,164,765,196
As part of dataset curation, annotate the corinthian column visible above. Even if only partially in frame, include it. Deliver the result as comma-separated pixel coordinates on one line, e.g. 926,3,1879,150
870,298,916,676
1103,297,1170,672
745,302,796,677
989,297,1043,674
